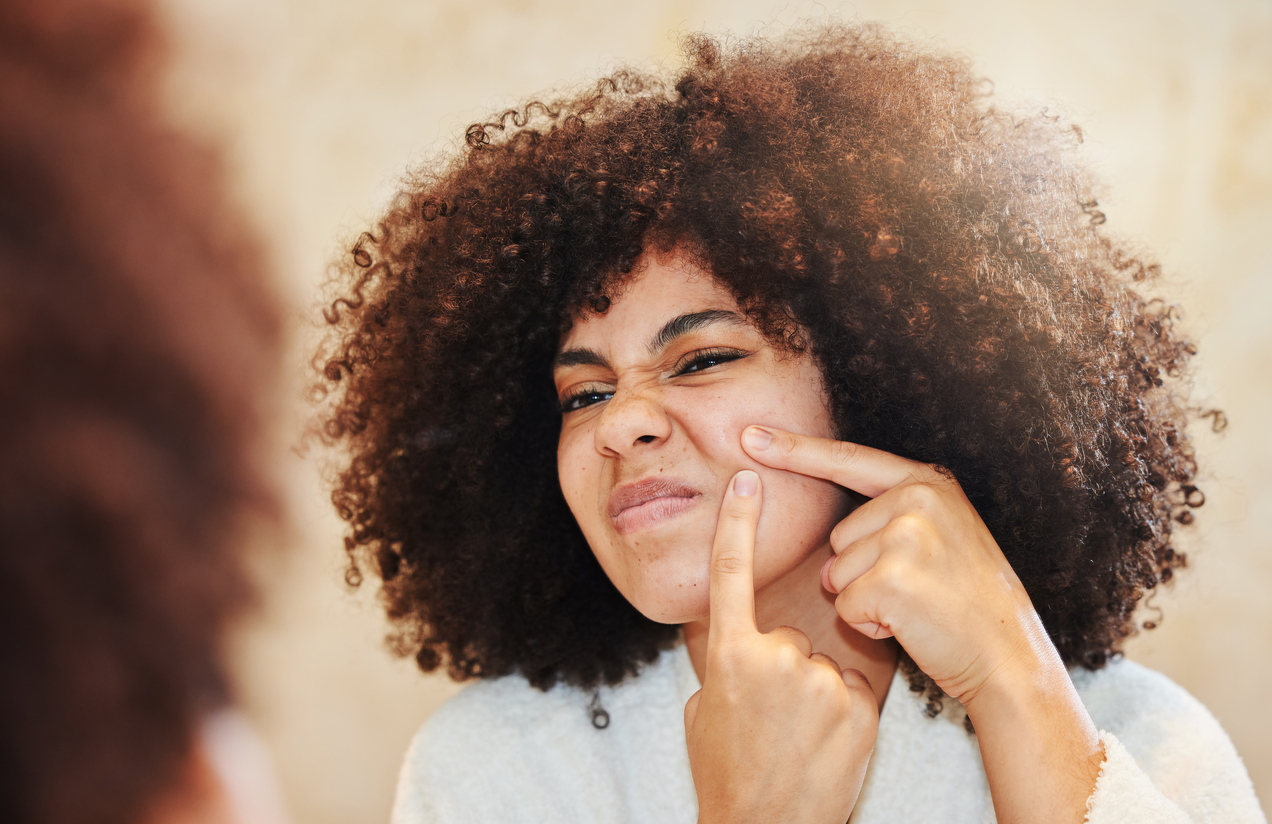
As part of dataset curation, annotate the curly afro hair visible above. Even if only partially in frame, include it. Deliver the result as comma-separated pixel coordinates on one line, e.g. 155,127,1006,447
0,0,280,822
315,23,1206,695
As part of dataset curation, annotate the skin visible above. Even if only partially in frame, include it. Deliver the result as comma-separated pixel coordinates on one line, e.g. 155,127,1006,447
742,429,1106,823
554,251,891,684
554,250,1105,824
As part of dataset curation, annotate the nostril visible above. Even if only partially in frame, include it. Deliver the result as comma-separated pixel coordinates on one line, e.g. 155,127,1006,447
636,435,656,444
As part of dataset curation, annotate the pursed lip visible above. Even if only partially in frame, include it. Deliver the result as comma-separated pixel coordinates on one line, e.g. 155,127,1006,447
608,477,702,534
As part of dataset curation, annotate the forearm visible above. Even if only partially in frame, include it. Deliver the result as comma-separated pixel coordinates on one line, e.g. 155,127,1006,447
963,630,1104,824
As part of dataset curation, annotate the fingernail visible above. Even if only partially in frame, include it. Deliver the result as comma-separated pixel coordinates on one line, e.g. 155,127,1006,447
821,554,835,592
733,470,758,497
743,426,772,450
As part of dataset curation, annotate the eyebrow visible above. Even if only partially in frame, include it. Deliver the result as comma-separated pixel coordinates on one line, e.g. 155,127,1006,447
553,309,746,370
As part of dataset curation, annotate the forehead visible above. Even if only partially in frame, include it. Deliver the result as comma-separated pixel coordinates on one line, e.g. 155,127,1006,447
559,253,740,352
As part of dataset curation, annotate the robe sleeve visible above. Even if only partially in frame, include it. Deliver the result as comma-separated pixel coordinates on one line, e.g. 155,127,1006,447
1084,729,1266,824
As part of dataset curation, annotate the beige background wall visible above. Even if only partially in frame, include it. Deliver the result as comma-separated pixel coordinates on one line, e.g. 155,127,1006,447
154,0,1271,820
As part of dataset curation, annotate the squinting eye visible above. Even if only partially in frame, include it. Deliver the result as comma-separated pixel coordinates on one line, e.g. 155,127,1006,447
559,389,614,413
673,347,747,376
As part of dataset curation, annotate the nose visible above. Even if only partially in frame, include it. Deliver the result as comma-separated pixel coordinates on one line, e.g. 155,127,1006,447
594,384,672,456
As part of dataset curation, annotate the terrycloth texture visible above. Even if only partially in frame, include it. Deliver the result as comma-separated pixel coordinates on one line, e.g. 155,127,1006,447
392,645,1266,823
1085,734,1190,824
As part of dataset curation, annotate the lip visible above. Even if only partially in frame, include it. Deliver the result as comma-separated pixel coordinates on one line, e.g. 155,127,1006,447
608,477,702,535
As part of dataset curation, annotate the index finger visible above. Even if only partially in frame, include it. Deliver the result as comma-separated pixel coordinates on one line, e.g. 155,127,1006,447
708,470,762,644
741,426,944,498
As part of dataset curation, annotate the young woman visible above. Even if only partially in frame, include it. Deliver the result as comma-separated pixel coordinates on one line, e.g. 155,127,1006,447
315,24,1265,824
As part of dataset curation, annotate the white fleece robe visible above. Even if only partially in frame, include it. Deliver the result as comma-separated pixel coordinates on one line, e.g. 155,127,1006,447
391,644,1265,823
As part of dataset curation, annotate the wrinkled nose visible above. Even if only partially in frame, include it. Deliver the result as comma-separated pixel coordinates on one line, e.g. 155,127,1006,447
594,385,672,456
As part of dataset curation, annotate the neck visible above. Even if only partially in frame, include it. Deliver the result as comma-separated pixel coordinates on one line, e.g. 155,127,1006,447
683,542,899,709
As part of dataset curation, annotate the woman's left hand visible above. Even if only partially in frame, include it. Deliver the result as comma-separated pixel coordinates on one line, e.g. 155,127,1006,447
741,425,1105,824
742,424,1039,703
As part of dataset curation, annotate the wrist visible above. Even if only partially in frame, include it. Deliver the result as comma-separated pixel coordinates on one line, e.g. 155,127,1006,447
957,625,1103,824
957,611,1102,777
956,600,1059,715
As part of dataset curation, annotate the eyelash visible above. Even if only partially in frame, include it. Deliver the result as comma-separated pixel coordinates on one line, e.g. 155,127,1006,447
671,346,747,377
558,386,612,414
557,347,748,413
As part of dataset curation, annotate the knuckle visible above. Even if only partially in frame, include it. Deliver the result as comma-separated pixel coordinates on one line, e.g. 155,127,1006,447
711,552,748,575
770,625,808,647
899,482,939,510
773,643,803,672
882,512,928,548
811,668,843,700
809,652,841,673
841,667,871,690
829,519,854,551
874,556,912,595
829,439,860,469
832,590,850,622
784,625,811,644
833,583,855,615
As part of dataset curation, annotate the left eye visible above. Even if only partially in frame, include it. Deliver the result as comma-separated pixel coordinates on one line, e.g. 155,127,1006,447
559,388,614,413
674,348,746,376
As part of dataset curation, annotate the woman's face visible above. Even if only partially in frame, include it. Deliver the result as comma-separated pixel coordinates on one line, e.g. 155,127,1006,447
554,250,848,624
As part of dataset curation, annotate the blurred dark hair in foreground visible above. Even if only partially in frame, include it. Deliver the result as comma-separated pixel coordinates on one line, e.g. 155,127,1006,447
0,0,282,822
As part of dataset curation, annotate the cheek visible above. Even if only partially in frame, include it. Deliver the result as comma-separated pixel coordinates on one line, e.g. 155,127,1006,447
670,368,843,580
678,370,837,460
557,432,642,587
753,472,846,557
556,435,596,531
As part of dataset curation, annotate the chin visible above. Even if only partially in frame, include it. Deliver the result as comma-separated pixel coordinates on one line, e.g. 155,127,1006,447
629,584,710,625
605,544,713,625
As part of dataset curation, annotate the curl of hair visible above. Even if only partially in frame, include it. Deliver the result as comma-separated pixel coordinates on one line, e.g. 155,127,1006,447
315,24,1204,695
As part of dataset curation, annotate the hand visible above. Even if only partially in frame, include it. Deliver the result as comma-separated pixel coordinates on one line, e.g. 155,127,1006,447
741,426,1046,704
741,427,1104,824
684,470,878,824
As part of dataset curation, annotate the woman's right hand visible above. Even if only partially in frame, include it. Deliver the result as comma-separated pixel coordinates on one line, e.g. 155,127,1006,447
683,470,879,824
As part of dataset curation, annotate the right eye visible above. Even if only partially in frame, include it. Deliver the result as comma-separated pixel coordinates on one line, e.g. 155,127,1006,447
558,386,614,413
